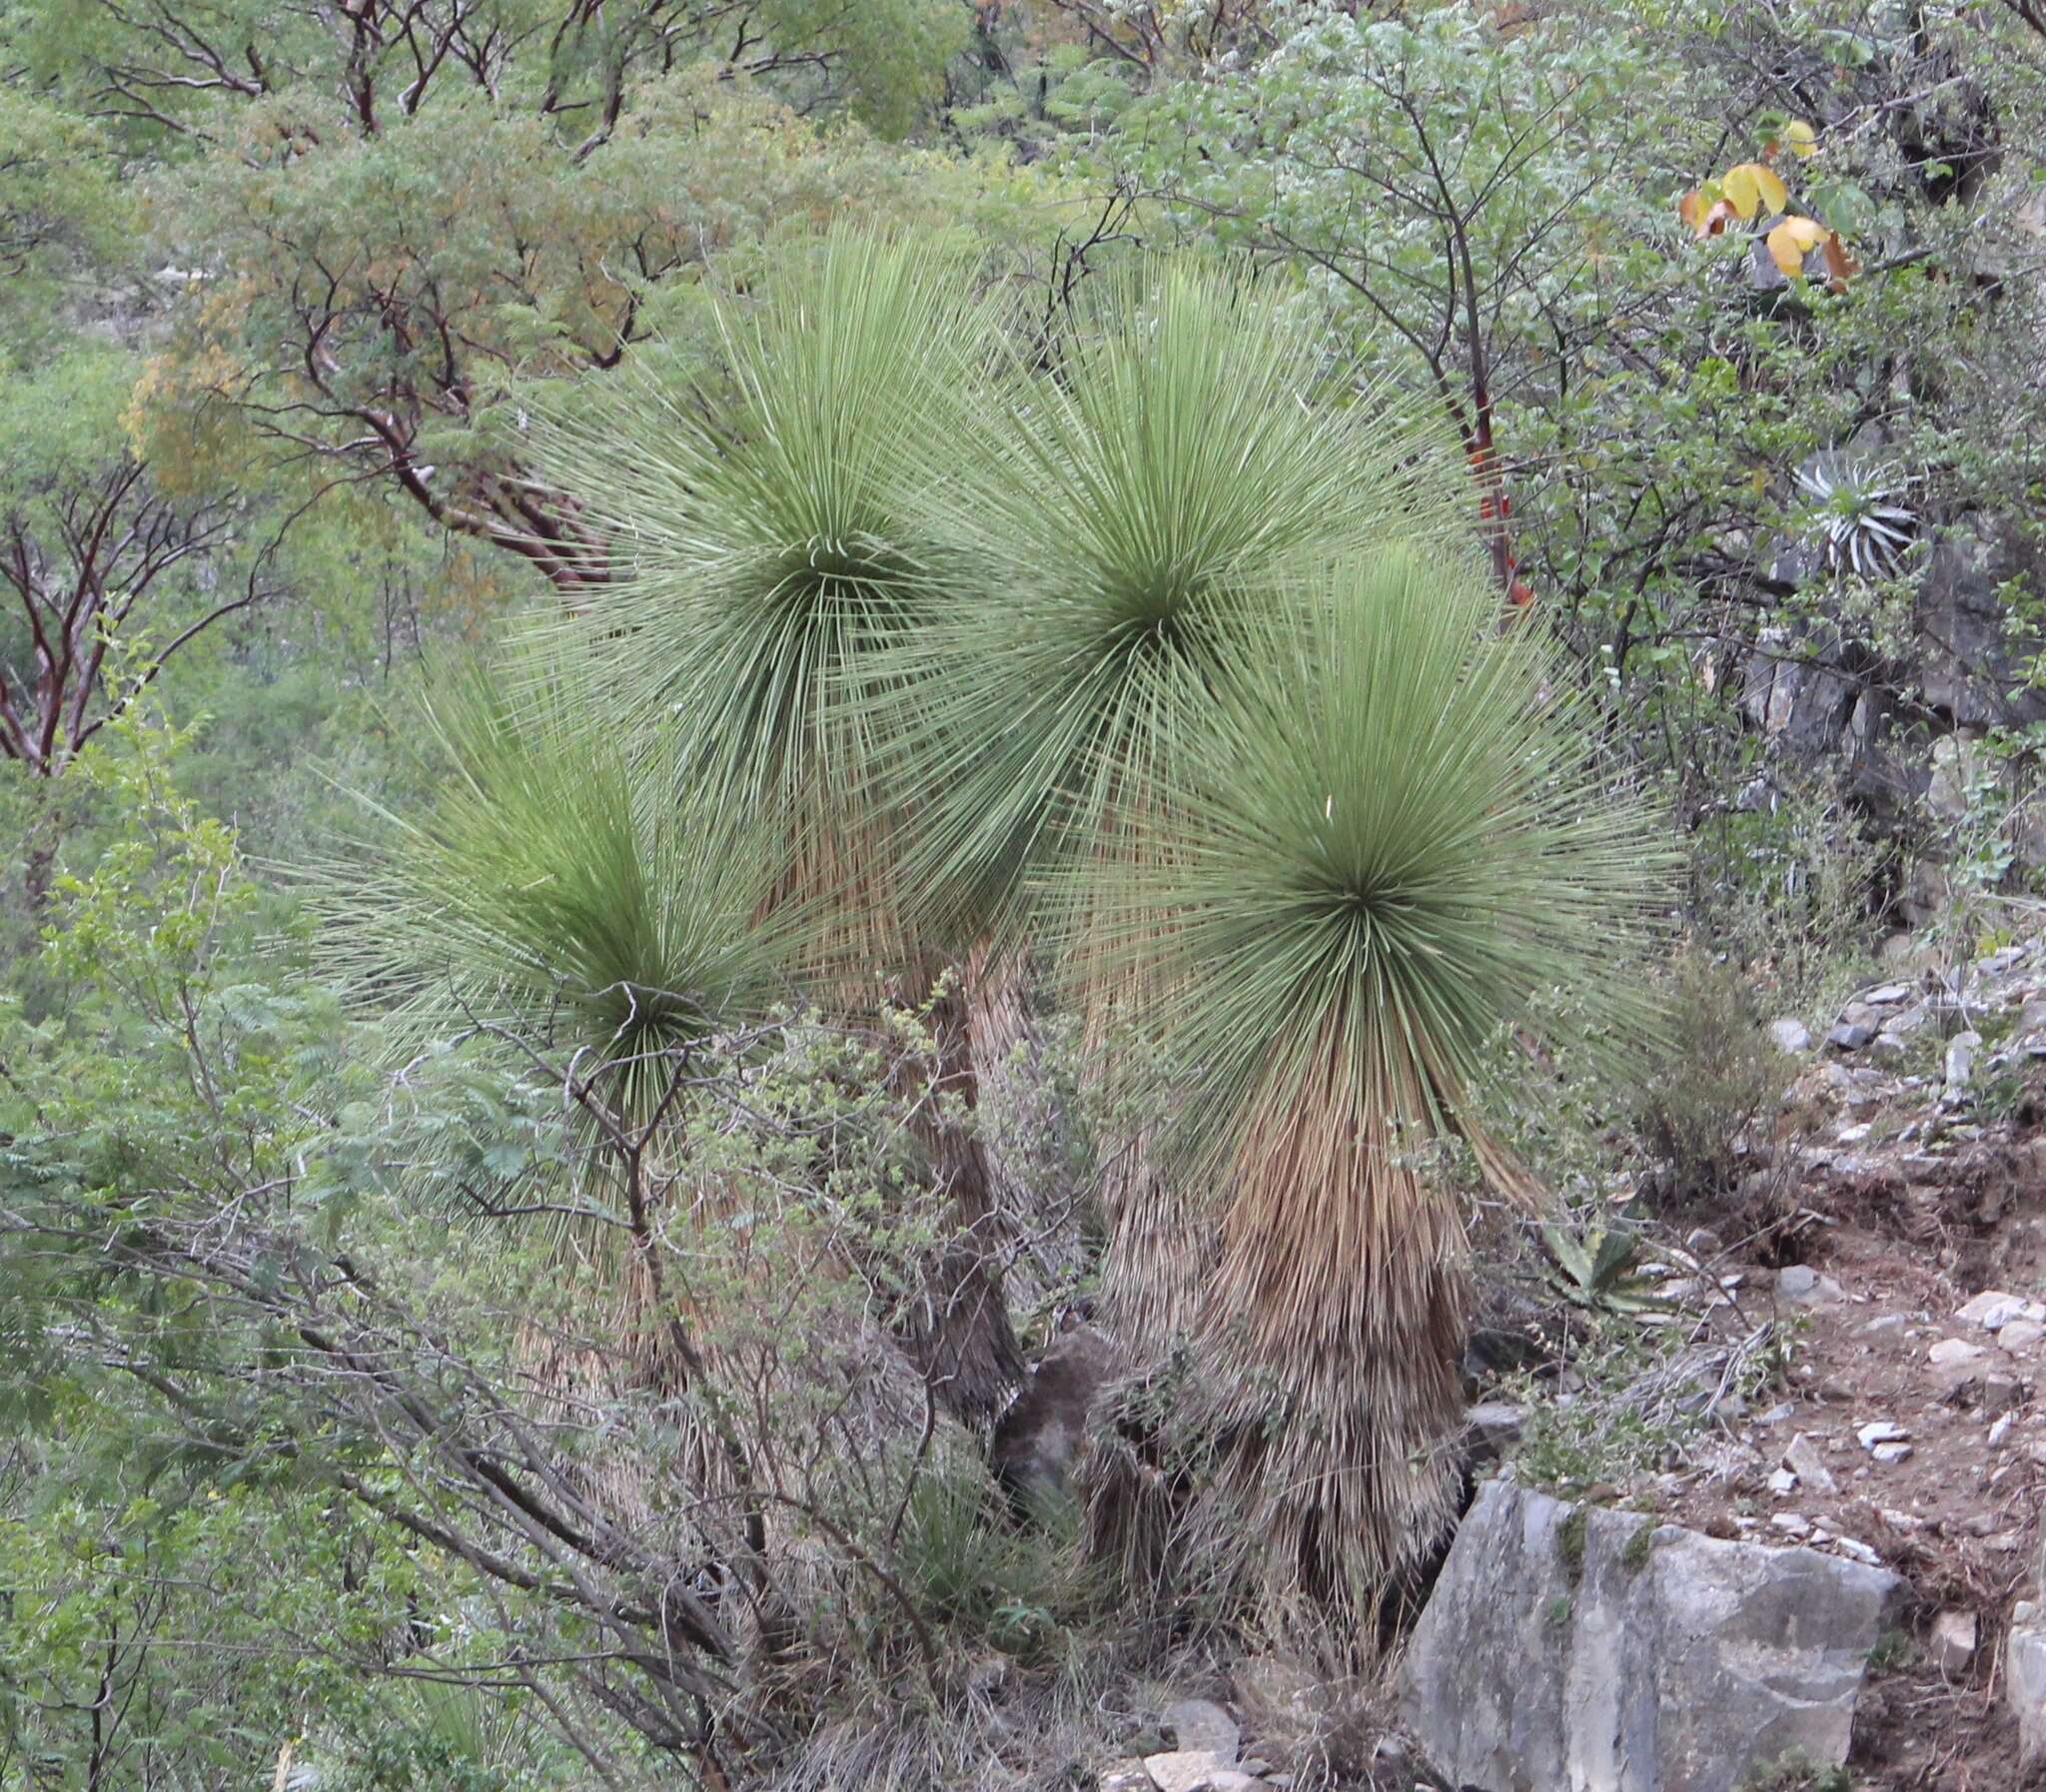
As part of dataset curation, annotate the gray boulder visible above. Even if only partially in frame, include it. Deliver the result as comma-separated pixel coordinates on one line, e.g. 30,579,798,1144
1916,520,2046,732
2011,1604,2046,1767
990,1323,1117,1515
1401,1480,1905,1792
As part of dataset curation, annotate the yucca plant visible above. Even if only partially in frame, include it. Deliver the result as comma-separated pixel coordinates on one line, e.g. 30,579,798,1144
872,260,1464,1351
322,655,794,1120
888,258,1461,930
316,652,799,1573
531,226,1002,953
1792,450,1918,580
1069,550,1669,1603
528,226,1027,1419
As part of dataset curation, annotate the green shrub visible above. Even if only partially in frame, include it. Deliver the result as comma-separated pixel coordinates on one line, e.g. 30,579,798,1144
1636,950,1785,1205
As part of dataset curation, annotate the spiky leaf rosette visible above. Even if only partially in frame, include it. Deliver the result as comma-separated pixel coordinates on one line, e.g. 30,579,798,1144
318,655,794,1129
874,258,1464,944
527,227,1003,969
1074,551,1670,1605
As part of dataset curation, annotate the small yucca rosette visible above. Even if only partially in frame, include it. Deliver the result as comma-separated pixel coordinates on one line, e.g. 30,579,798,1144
319,650,797,1118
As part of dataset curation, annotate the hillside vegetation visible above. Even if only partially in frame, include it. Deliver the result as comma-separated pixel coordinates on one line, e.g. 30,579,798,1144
6,3,2046,1788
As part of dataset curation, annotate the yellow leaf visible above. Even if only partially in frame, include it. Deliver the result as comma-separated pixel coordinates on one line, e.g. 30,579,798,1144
1784,120,1818,159
1723,162,1787,220
1766,215,1828,275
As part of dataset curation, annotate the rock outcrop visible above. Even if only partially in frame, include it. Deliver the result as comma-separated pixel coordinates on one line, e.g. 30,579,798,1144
2012,1601,2046,1768
1401,1480,1906,1792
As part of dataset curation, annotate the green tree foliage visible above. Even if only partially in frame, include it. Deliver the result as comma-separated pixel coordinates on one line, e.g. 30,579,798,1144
15,1,2046,1780
4,0,984,590
0,86,128,356
0,351,295,781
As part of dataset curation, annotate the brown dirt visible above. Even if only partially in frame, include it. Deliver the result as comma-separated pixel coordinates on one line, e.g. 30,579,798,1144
1628,1071,2046,1790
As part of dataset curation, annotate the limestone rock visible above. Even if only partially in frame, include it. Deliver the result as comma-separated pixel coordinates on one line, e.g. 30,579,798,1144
1784,1433,1837,1495
1162,1699,1239,1763
1769,1018,1812,1054
1142,1750,1259,1792
2009,1617,2046,1766
1465,1400,1525,1456
1777,1265,1844,1307
1982,1298,2046,1332
1401,1481,1905,1792
990,1324,1117,1514
1944,1030,1980,1090
1958,1289,2028,1328
1931,1608,1978,1674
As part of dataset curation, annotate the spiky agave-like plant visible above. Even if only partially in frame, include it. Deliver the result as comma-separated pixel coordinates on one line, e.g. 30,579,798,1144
529,226,1004,959
1792,451,1918,580
1071,550,1669,1608
528,226,1028,1418
876,260,1466,1351
321,652,796,1156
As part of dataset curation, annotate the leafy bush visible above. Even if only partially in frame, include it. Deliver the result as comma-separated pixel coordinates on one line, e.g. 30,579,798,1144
1636,951,1788,1207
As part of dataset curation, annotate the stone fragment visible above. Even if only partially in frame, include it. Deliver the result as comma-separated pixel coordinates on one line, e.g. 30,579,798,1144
1857,1421,1909,1450
1784,1433,1837,1494
1932,1609,1978,1674
1946,1031,1981,1089
1983,1299,2046,1332
1865,983,1911,1006
1872,1441,1914,1464
1402,1483,1905,1792
1827,1021,1874,1051
1957,1289,2022,1327
1465,1401,1525,1454
1836,1123,1872,1145
1143,1751,1259,1792
1777,1266,1844,1306
1769,1018,1812,1054
2016,1614,2046,1763
1999,1321,2045,1354
1770,1513,1812,1536
1928,1338,1988,1369
991,1324,1117,1511
1983,1375,2023,1416
1768,1468,1797,1494
1163,1700,1240,1763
